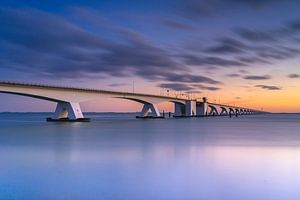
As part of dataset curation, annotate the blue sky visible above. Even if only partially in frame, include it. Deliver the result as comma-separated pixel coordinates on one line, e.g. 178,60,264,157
1,0,300,112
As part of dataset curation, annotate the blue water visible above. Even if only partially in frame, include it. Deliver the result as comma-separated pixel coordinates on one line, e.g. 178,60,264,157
1,113,300,200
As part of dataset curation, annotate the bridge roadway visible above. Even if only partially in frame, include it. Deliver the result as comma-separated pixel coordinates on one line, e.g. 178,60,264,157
0,81,266,122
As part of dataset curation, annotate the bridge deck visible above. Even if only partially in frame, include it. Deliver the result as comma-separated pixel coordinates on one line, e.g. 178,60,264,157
0,81,188,102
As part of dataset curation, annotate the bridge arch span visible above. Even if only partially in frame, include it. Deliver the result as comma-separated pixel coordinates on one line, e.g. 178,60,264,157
115,97,187,118
0,91,62,102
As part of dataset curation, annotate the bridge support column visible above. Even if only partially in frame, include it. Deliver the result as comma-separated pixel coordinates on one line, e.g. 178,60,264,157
196,97,208,117
240,109,244,115
137,103,161,118
220,107,228,116
229,108,235,118
47,102,90,122
185,100,196,117
235,109,239,117
208,106,219,116
174,102,185,117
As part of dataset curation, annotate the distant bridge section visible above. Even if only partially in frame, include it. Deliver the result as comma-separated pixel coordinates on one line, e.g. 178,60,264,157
0,81,266,122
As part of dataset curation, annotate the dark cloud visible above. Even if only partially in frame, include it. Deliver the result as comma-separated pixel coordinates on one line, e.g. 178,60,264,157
227,0,296,7
235,28,276,42
192,19,300,69
158,82,221,92
238,56,271,64
0,8,188,82
182,23,300,73
256,47,299,61
201,35,299,66
0,8,226,87
158,83,194,91
233,19,300,45
193,84,221,91
226,73,241,78
108,83,128,87
243,75,271,80
255,85,281,90
287,74,300,78
226,69,249,78
162,20,194,30
205,44,244,54
239,69,249,74
162,73,221,84
177,0,297,18
133,70,221,84
205,37,249,54
186,35,300,72
185,90,202,94
287,19,300,32
177,0,218,18
183,55,246,67
294,38,300,43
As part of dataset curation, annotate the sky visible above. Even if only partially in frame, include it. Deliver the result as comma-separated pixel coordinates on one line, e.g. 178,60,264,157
0,0,300,113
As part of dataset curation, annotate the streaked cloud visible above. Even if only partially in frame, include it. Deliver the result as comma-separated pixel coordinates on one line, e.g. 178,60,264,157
204,38,248,54
162,20,194,30
243,75,271,80
235,28,276,42
158,83,194,91
255,85,281,90
162,73,221,84
226,73,241,78
108,83,128,87
287,74,300,78
192,84,221,91
158,83,221,92
177,0,300,18
183,55,246,67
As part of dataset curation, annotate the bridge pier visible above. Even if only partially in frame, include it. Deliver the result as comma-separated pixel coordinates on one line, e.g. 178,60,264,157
174,100,197,117
229,108,235,118
174,102,185,117
185,100,196,117
208,105,219,116
47,102,90,122
235,109,240,116
137,103,162,118
239,109,243,115
196,97,208,117
220,107,228,116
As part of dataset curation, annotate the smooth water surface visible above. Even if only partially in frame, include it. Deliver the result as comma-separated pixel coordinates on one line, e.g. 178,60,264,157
1,113,300,200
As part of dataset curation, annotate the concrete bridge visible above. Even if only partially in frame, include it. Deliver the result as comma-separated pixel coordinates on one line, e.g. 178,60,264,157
0,81,266,122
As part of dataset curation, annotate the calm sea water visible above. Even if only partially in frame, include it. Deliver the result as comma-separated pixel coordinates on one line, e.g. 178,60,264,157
1,113,300,200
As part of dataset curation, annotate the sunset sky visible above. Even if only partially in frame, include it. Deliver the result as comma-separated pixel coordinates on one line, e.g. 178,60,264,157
1,0,300,113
